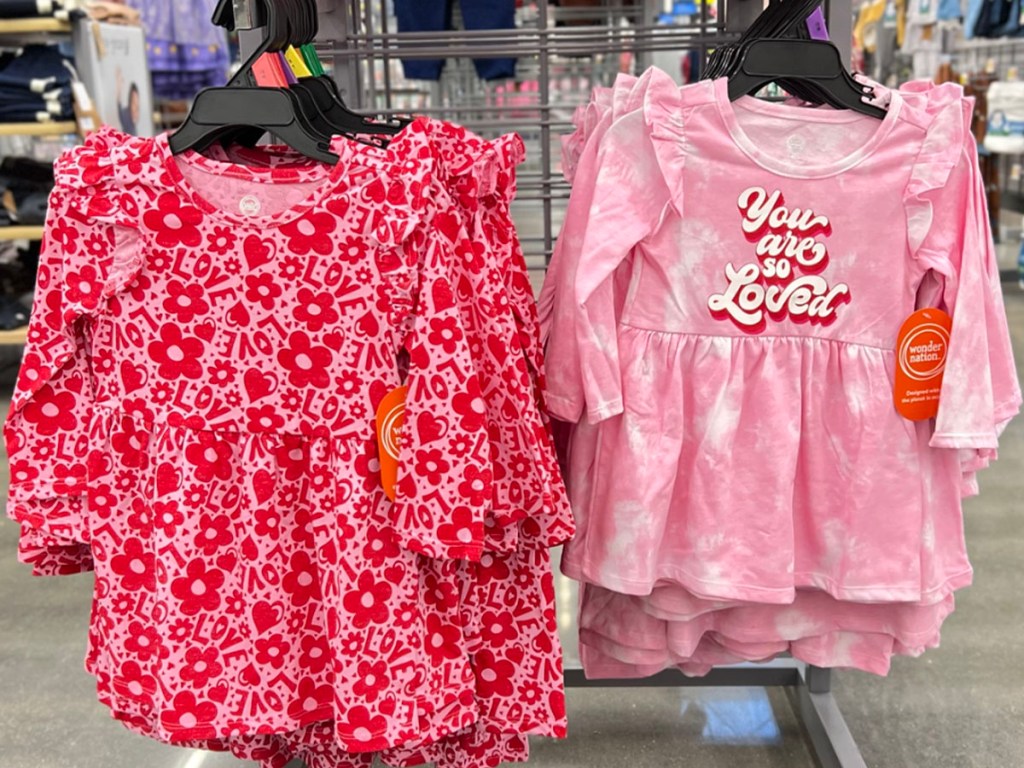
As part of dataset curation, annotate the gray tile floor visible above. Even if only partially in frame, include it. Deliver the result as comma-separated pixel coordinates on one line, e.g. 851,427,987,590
1,293,1022,768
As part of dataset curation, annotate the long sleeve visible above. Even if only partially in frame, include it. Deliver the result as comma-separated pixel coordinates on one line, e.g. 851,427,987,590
924,146,1021,449
5,188,97,575
390,224,493,562
570,110,673,424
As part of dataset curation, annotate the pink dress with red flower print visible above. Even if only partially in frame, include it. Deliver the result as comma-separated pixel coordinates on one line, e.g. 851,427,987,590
5,120,569,768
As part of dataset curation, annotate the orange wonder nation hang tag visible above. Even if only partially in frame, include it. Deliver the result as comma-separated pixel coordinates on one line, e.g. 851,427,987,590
376,386,407,501
894,308,952,421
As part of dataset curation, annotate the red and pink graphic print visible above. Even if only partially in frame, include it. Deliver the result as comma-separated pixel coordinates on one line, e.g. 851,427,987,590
708,187,850,333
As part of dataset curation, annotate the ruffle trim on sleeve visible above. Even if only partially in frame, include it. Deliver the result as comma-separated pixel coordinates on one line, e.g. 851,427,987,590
903,92,969,262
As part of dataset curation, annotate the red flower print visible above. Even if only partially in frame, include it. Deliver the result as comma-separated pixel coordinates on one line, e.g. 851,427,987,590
50,218,80,255
21,384,77,437
338,236,367,263
422,573,458,611
340,631,363,657
455,237,486,272
149,324,205,380
279,255,303,281
293,288,340,332
362,526,400,567
64,263,102,306
163,279,210,323
287,678,333,722
352,659,390,703
480,610,519,647
168,618,193,643
110,417,150,470
184,434,235,482
113,661,156,704
84,231,110,259
425,613,462,664
518,680,543,706
110,538,155,592
154,500,184,536
207,225,236,256
124,620,164,662
299,634,330,675
458,465,492,507
170,557,225,615
414,448,451,486
180,647,223,689
254,632,291,670
160,691,218,739
245,273,283,311
282,551,321,608
245,404,285,433
476,551,511,583
278,331,333,389
254,507,282,539
342,571,393,629
392,601,419,630
193,513,233,555
336,706,388,750
208,359,237,387
426,316,463,355
437,506,483,552
281,211,336,256
452,392,486,433
473,649,515,698
143,192,204,249
126,498,154,536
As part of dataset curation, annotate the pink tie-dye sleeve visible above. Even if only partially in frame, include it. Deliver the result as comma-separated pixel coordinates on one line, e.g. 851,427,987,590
920,144,1021,450
572,110,673,423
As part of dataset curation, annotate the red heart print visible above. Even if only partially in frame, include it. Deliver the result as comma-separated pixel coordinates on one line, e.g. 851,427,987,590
323,331,344,351
156,463,181,495
120,361,146,393
241,534,259,561
244,368,277,401
355,311,378,337
432,278,455,311
208,684,228,704
216,552,237,573
195,321,215,342
487,333,509,364
365,178,387,204
384,564,405,585
369,381,389,410
253,469,275,504
227,301,250,327
239,664,262,686
435,211,461,243
416,412,448,444
243,235,274,270
252,600,283,634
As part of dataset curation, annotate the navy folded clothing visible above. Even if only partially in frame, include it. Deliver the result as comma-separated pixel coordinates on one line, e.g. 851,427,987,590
0,45,73,91
0,0,58,19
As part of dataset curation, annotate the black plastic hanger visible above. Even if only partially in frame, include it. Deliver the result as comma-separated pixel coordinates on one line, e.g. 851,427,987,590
726,38,886,119
169,0,339,163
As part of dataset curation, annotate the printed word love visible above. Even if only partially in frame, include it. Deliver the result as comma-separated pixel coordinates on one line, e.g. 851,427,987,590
708,187,851,332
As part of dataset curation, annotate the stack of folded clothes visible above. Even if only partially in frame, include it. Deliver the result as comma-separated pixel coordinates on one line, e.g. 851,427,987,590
0,45,76,123
0,0,82,19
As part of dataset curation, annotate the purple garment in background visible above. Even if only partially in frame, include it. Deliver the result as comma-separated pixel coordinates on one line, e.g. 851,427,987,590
125,0,231,99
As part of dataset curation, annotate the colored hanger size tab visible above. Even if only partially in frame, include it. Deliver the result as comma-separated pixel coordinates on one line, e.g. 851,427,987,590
251,52,287,87
285,46,314,78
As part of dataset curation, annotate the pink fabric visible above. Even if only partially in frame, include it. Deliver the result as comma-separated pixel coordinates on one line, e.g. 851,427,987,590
5,122,568,766
544,71,1019,677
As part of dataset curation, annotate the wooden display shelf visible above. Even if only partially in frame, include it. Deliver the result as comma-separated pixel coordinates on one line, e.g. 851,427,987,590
0,327,28,345
0,17,72,35
0,121,78,137
0,226,44,241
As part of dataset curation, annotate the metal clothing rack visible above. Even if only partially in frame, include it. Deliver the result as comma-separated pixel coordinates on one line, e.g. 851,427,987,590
238,1,870,765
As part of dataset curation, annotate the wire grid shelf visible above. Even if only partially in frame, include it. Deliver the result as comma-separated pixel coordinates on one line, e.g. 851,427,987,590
314,0,734,286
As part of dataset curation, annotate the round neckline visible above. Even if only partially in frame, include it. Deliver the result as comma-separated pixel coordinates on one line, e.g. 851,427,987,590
154,131,399,229
712,77,903,179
